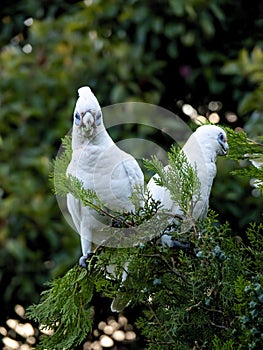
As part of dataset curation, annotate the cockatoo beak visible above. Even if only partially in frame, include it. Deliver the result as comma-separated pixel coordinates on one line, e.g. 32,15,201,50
81,110,102,133
74,109,101,128
82,111,95,132
219,139,229,155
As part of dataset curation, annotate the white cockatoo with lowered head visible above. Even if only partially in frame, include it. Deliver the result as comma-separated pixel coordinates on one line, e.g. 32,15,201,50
66,86,144,269
147,124,229,246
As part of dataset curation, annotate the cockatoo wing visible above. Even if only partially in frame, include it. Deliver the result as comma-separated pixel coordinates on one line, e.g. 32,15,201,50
109,156,144,209
66,193,81,233
147,165,182,215
80,141,144,211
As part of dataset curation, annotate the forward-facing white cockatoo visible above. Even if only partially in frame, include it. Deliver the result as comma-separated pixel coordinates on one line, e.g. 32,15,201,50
147,124,229,246
66,86,144,268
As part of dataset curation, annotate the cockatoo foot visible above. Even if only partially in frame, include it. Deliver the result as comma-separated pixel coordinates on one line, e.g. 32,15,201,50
79,253,94,268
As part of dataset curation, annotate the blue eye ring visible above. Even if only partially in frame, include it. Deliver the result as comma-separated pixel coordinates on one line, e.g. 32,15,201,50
75,112,81,125
218,132,225,141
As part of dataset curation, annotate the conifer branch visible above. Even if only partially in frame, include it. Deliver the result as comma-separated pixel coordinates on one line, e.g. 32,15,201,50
28,136,263,350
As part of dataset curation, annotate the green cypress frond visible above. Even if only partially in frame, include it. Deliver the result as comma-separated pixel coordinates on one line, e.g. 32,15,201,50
226,126,263,161
50,134,72,191
226,127,263,193
144,145,201,216
27,265,94,350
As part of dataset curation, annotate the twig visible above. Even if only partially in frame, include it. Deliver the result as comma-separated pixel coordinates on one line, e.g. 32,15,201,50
201,305,224,314
159,254,189,284
247,138,263,147
138,252,188,283
147,300,175,344
186,301,202,311
209,320,228,330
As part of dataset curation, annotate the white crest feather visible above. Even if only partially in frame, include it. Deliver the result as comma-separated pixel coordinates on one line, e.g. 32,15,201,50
76,86,101,113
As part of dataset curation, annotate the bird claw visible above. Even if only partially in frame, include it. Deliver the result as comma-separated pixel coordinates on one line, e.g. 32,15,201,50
79,253,94,268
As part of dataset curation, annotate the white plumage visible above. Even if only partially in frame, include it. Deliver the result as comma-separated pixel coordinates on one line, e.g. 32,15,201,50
246,154,263,189
66,86,144,266
147,124,229,245
248,156,263,169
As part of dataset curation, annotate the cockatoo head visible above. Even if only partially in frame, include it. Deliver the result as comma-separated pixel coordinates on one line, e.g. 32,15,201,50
194,125,229,156
73,86,102,136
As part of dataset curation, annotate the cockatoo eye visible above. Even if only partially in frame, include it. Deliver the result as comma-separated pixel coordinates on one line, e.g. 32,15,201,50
95,110,102,126
217,132,228,155
218,132,225,142
74,112,81,126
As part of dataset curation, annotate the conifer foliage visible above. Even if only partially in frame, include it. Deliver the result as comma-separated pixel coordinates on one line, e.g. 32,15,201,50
27,266,94,350
226,127,263,193
27,127,263,349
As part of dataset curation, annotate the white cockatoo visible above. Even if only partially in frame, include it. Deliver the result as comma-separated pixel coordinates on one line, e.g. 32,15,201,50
147,124,229,246
66,86,144,268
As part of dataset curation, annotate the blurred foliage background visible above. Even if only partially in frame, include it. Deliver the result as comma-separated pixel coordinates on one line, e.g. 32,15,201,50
1,0,263,348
